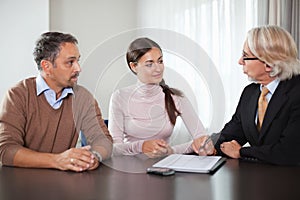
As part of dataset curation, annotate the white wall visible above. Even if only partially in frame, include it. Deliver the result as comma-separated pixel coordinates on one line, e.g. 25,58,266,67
49,0,254,132
50,0,138,118
0,0,49,102
0,0,256,134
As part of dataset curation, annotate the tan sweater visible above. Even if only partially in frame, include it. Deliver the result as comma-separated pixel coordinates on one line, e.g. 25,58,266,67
0,77,112,166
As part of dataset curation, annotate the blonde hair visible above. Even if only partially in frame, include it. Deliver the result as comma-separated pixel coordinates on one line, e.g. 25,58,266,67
247,25,300,80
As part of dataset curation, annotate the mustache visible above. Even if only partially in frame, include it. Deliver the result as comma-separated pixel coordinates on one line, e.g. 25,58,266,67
71,73,79,78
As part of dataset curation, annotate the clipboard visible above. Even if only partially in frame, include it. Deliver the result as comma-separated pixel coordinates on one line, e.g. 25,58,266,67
152,154,226,174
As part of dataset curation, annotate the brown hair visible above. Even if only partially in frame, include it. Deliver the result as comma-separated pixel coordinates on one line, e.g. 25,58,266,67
126,37,183,125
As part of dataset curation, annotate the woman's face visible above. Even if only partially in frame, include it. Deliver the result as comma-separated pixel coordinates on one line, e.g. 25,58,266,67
130,47,164,84
238,42,274,85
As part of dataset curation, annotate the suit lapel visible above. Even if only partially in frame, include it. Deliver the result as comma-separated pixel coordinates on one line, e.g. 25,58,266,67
246,87,261,141
260,81,289,136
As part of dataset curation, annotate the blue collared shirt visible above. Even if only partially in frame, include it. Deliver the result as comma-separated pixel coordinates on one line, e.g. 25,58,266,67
36,75,74,109
261,78,280,103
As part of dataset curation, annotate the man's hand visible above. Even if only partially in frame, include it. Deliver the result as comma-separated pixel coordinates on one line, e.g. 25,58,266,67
54,145,99,172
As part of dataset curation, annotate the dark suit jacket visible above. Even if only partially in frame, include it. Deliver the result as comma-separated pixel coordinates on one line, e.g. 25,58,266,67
214,75,300,165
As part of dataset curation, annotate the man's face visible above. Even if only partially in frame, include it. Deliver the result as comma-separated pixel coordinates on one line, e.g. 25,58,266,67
45,42,81,92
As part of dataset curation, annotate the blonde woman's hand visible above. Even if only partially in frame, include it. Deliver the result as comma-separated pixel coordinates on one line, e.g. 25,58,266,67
220,140,241,158
192,135,216,156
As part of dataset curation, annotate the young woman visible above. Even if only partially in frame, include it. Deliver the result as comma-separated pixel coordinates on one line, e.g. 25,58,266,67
108,37,206,158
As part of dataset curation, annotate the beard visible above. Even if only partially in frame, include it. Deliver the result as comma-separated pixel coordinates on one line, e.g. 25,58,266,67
68,73,80,87
248,76,257,82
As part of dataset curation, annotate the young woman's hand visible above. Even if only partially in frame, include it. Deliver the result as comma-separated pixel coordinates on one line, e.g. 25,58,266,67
142,139,173,158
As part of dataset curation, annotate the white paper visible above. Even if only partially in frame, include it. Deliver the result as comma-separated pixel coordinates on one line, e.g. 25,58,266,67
153,154,223,173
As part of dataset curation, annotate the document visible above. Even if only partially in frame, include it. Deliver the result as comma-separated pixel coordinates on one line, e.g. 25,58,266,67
152,154,226,174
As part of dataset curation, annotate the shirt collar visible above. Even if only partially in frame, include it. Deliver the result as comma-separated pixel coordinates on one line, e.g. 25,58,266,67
261,78,280,95
36,74,74,96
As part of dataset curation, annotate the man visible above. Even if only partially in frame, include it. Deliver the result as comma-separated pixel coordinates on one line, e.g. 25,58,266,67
193,25,300,165
0,32,112,172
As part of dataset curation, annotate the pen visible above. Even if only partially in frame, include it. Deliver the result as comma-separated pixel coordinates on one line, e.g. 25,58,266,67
198,136,212,154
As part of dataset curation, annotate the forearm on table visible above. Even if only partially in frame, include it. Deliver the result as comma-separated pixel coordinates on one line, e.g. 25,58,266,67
172,141,194,154
112,140,144,156
13,148,56,169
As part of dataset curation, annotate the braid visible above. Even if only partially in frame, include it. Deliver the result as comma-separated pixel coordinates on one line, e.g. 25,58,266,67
159,79,183,125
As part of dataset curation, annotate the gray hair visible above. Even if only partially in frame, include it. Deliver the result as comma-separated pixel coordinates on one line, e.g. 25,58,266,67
247,25,300,80
33,32,78,70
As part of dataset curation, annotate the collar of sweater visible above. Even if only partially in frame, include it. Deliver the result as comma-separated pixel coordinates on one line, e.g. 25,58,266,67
134,80,162,98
